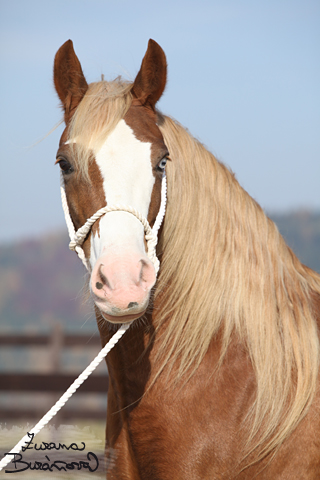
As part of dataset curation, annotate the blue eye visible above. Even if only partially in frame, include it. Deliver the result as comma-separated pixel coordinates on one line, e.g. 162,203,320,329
157,157,167,172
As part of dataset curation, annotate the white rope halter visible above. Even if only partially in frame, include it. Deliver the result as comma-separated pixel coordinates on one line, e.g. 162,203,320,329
0,171,167,472
60,172,167,274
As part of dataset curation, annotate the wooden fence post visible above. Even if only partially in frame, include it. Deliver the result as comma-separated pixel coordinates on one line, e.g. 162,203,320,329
50,322,63,372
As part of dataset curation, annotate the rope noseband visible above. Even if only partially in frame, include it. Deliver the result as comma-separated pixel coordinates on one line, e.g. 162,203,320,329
61,172,167,273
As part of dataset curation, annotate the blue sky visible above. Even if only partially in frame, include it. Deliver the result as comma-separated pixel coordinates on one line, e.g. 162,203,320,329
0,0,319,242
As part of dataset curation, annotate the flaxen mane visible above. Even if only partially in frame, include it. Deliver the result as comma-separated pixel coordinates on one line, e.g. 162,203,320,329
68,79,320,463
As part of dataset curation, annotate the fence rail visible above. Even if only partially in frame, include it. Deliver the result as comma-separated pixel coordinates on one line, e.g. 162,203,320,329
0,333,102,346
0,327,108,421
0,373,108,392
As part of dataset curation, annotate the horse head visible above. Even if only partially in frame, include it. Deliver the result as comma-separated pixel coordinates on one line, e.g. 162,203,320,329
53,39,168,324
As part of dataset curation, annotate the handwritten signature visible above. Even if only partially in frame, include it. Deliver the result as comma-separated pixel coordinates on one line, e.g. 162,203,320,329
21,432,86,452
4,432,99,473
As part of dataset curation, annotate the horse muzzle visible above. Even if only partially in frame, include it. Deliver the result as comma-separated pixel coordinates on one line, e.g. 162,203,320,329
90,250,156,323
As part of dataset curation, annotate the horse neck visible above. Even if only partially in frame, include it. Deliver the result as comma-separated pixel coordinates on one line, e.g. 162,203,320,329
98,314,156,408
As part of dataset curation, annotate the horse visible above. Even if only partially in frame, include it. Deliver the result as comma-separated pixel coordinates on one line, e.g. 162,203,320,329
53,39,320,479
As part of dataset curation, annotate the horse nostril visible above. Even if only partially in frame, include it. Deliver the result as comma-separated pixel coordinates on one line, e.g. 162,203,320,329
96,282,103,290
128,302,139,309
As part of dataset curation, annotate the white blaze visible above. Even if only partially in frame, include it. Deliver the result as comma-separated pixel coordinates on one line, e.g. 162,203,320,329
89,119,155,268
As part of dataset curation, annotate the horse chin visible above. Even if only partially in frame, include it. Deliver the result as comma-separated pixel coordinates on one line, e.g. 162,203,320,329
100,310,146,324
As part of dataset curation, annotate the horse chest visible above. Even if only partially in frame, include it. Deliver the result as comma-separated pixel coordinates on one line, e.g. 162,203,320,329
106,345,256,479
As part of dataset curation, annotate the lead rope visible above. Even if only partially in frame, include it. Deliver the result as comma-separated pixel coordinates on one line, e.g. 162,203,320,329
0,324,130,471
0,172,167,472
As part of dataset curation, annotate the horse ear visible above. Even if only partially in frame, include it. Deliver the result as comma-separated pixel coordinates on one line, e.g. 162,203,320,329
53,40,88,123
132,39,167,109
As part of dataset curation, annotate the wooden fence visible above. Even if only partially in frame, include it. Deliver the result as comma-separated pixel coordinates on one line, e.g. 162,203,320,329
0,326,108,422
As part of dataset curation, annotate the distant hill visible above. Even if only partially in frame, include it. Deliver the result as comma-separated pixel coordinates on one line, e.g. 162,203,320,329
269,210,320,274
0,233,93,333
0,211,319,332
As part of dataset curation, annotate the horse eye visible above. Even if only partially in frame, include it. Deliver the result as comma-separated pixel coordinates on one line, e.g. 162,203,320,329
157,157,168,172
57,158,74,175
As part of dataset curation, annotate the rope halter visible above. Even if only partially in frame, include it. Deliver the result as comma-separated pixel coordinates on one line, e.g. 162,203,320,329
60,172,167,273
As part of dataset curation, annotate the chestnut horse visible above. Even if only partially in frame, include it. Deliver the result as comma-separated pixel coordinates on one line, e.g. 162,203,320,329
53,40,320,479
